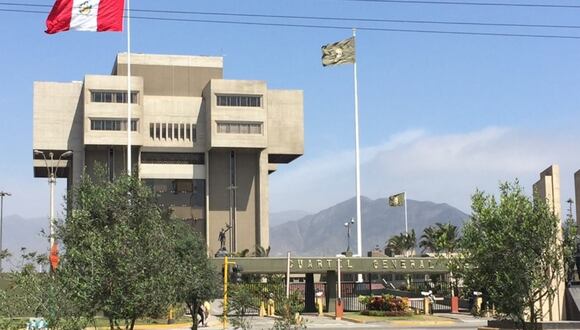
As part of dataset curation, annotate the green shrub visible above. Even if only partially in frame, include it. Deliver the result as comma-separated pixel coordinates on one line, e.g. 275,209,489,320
357,294,410,313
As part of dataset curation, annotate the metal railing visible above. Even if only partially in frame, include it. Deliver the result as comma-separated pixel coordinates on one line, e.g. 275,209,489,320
232,280,469,313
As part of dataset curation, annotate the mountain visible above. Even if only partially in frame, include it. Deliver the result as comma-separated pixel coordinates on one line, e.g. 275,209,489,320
270,210,311,227
1,215,48,271
270,197,469,257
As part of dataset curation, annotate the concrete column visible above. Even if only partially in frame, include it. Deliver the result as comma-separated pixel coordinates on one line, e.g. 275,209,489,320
304,273,315,313
326,271,337,313
257,150,270,248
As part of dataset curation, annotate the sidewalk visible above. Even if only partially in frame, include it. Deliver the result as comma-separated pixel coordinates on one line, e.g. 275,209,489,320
125,312,489,330
329,311,488,327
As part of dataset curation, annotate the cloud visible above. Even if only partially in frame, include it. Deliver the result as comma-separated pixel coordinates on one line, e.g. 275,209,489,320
269,126,580,215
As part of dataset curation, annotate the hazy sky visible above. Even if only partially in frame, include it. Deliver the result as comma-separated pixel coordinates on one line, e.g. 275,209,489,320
1,0,579,220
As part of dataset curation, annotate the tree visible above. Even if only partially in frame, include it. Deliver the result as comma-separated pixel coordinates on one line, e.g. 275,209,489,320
253,245,271,257
385,230,416,256
58,170,179,330
461,181,566,328
563,199,577,283
171,221,219,330
420,223,461,255
1,249,92,330
419,225,440,254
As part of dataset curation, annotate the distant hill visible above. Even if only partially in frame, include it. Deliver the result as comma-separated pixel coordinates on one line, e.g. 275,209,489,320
270,197,469,257
1,215,48,271
270,210,311,227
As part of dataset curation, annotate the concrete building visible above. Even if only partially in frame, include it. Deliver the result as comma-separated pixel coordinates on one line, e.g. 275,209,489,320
534,165,562,219
33,53,304,256
533,164,565,321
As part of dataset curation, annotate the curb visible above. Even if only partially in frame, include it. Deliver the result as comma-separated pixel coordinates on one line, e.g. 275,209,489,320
124,323,191,330
340,316,367,324
390,320,456,326
322,313,365,324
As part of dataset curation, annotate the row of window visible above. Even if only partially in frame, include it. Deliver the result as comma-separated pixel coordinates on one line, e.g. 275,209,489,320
149,123,196,142
90,119,138,131
141,152,204,165
217,95,261,107
217,122,262,134
91,91,264,109
91,91,138,104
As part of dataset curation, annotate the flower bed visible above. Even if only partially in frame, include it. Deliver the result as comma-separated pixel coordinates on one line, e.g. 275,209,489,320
358,294,412,316
361,310,411,317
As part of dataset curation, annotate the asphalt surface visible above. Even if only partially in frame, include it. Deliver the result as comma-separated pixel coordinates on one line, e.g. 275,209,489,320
166,314,488,330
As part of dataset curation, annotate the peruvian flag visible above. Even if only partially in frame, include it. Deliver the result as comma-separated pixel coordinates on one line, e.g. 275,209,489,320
46,0,124,34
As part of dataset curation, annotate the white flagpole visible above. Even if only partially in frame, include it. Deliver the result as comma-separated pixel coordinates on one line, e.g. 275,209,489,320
353,28,362,260
126,0,132,175
404,191,408,234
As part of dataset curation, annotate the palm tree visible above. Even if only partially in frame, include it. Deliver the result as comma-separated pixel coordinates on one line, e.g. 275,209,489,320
235,248,250,257
386,235,406,256
420,225,441,254
437,222,460,254
385,229,416,256
403,229,417,256
253,245,271,257
420,222,461,255
420,222,461,296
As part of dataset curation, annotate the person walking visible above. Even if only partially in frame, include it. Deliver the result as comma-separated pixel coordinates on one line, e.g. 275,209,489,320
203,301,211,326
197,304,206,327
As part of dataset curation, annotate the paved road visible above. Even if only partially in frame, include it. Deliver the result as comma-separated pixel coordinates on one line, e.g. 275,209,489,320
174,314,487,330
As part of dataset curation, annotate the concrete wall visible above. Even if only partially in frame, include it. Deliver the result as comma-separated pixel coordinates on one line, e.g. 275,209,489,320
533,165,562,218
33,81,84,185
115,53,223,97
234,150,258,251
141,95,205,151
267,90,304,157
533,165,565,321
208,149,231,256
204,80,268,150
139,164,206,179
83,75,144,146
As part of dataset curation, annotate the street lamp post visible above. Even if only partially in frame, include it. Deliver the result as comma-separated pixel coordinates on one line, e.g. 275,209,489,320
344,218,355,253
34,150,72,262
0,191,11,273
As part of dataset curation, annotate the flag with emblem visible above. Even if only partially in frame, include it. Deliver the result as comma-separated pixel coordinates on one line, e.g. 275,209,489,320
46,0,124,34
321,37,356,67
388,192,405,207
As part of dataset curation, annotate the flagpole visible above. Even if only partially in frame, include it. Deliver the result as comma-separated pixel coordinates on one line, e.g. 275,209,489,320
353,28,362,262
126,0,132,175
404,191,408,234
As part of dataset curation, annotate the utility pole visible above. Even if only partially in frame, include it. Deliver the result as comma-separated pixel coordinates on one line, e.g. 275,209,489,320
0,191,11,273
34,150,72,269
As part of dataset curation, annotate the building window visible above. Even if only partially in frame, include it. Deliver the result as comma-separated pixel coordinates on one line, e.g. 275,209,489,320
217,95,261,107
90,119,138,131
143,179,206,221
91,90,138,104
149,123,196,142
141,152,204,165
217,122,262,134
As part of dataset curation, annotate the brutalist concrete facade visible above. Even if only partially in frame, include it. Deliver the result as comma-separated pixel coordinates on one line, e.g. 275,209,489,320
33,53,304,256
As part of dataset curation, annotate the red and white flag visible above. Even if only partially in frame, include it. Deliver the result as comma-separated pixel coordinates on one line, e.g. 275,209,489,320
46,0,124,34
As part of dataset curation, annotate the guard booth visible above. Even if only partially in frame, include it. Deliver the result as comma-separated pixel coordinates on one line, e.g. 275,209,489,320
211,256,450,313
